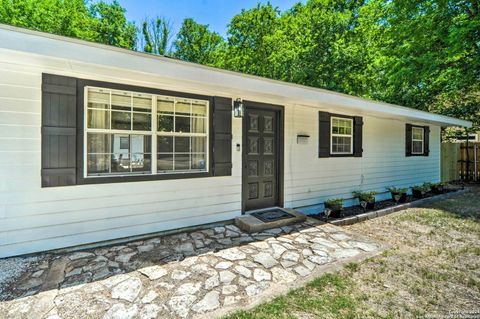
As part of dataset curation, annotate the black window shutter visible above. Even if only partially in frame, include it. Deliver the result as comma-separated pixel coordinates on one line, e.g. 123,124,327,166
318,111,331,157
212,97,232,176
41,74,77,187
405,124,413,157
353,116,363,157
424,126,430,156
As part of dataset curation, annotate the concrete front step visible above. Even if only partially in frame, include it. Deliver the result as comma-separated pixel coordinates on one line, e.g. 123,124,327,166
235,208,307,233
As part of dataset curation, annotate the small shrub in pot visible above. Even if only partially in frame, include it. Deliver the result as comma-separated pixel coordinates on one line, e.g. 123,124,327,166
430,182,447,194
386,186,408,203
412,183,431,198
324,198,344,218
352,191,377,210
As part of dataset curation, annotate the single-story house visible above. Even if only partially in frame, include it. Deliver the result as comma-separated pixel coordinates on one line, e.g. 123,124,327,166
0,25,472,258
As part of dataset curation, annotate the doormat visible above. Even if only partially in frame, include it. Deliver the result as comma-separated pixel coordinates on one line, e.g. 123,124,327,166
251,209,295,223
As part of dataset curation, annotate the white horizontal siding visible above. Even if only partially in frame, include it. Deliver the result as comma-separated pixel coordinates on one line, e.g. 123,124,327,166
0,125,40,139
0,48,442,258
2,185,240,219
0,111,40,126
283,104,440,210
0,182,240,207
2,202,241,245
1,210,238,259
0,56,245,257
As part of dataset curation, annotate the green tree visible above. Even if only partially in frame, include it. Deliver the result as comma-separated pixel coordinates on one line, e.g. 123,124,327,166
0,0,477,129
141,16,172,55
216,0,478,129
89,0,137,49
0,0,137,49
430,84,480,131
173,18,224,65
366,0,479,128
268,0,370,94
0,0,95,39
219,3,280,77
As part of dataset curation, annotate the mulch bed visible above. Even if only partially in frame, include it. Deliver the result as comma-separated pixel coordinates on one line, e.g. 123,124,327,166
310,189,460,223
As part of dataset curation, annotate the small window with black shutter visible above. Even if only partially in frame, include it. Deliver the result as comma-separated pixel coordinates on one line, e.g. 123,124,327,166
318,111,363,158
405,124,430,157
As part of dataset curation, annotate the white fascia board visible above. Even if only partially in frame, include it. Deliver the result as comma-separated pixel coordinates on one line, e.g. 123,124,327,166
0,24,472,128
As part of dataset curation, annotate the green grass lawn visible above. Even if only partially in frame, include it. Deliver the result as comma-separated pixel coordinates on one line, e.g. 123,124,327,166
225,187,480,319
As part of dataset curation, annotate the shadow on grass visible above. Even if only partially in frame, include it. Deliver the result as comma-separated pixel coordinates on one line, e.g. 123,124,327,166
420,186,480,222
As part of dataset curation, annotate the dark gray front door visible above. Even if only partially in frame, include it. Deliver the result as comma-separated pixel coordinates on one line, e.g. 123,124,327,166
243,104,282,211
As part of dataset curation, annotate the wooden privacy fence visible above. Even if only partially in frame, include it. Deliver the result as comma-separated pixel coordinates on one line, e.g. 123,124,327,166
441,142,480,182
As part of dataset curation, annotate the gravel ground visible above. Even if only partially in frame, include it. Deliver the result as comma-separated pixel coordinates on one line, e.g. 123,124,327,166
0,256,38,300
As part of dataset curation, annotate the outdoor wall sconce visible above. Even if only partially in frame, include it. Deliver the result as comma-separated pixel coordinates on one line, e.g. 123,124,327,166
233,98,244,118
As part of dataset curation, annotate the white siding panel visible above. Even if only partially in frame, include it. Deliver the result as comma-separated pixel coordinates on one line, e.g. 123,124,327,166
0,111,40,125
0,48,442,258
0,139,40,152
1,197,240,233
0,84,40,101
0,67,40,87
0,125,40,139
0,182,240,207
0,97,40,113
1,174,41,193
1,202,240,246
2,189,239,222
2,210,239,257
282,104,441,210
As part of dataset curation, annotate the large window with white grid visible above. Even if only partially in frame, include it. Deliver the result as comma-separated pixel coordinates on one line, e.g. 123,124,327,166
84,87,209,177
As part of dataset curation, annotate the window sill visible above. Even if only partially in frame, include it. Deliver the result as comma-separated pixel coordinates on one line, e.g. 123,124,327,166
329,153,355,157
407,154,429,157
85,170,208,178
78,171,213,185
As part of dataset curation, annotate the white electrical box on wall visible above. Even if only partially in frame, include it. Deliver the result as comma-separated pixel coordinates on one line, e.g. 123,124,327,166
297,134,310,144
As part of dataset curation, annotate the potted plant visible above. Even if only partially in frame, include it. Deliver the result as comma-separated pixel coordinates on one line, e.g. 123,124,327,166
352,191,377,210
386,186,408,203
324,198,344,218
430,182,447,194
412,183,431,199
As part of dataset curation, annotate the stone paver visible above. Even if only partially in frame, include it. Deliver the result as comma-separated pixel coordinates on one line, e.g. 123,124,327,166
0,219,383,319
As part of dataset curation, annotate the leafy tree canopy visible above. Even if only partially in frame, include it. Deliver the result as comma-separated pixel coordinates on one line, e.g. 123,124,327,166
141,16,172,55
173,18,223,65
210,0,479,130
1,0,478,130
0,0,136,49
89,0,137,49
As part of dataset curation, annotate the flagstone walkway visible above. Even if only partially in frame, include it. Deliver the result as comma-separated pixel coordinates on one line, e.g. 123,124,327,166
0,219,384,319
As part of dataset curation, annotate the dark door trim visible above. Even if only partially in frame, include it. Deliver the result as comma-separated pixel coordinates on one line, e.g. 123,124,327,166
241,100,284,213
